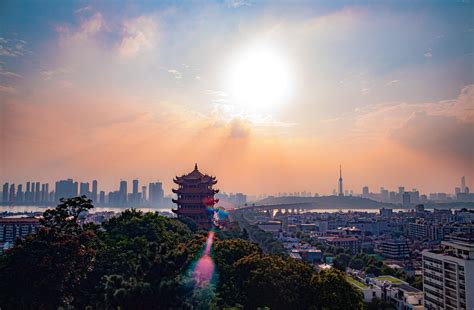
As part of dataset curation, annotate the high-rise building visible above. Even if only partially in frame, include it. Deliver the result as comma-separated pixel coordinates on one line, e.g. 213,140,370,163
149,182,164,204
55,179,78,201
41,184,46,201
79,182,90,197
25,182,32,203
99,191,105,204
172,164,218,228
31,183,36,202
422,235,474,309
142,186,147,202
132,179,139,195
461,176,466,194
92,180,98,202
119,180,127,204
16,184,24,203
45,183,49,202
9,184,15,202
403,191,411,206
362,186,369,198
35,182,40,202
131,179,140,204
2,183,8,202
338,165,344,197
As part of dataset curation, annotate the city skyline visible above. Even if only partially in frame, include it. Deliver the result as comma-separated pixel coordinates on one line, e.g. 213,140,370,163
1,1,473,195
1,172,471,201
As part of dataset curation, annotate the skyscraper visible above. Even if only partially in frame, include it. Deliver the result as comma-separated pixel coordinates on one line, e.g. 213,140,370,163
31,182,35,202
133,179,139,195
149,182,164,204
99,191,105,204
17,184,24,203
41,184,46,201
35,182,40,202
142,186,147,203
362,186,369,198
132,179,139,204
2,183,8,202
55,179,78,201
92,180,98,202
25,182,31,202
461,176,466,193
338,165,344,197
9,184,15,202
80,182,90,197
45,183,49,202
119,180,127,204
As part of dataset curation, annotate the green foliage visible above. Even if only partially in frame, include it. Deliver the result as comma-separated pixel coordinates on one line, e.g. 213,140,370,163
0,196,101,309
312,269,364,310
0,199,364,310
333,253,352,271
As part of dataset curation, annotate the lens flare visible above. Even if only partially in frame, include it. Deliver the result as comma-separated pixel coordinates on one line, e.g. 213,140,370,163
192,230,216,287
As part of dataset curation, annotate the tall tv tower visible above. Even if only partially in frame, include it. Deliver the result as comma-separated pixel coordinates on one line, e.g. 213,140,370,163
338,164,344,197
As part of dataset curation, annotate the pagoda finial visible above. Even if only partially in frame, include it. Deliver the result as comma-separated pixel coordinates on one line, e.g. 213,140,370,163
194,163,198,171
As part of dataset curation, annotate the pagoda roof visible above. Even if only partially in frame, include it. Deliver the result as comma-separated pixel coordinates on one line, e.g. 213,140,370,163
174,163,217,183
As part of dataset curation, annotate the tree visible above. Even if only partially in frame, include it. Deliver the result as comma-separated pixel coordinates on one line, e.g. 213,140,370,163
311,269,364,310
0,196,101,309
228,254,315,310
349,258,366,270
333,253,352,271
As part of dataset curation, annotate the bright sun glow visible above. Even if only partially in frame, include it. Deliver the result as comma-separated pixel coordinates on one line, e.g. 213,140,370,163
226,44,293,112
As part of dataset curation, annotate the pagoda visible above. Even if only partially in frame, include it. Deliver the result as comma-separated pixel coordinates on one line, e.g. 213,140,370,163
172,164,219,229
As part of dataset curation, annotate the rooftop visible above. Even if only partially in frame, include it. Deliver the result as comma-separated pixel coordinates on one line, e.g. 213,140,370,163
373,276,405,285
346,276,368,289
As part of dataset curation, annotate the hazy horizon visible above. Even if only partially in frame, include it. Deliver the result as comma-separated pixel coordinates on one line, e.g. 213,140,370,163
1,1,473,195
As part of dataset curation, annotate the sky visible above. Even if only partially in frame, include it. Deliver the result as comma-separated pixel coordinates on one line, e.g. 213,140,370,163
0,0,473,196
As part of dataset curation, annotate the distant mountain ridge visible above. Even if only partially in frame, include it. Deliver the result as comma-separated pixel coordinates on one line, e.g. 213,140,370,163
256,195,397,210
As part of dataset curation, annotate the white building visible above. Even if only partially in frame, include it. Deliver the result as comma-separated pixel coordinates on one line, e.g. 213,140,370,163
422,235,474,310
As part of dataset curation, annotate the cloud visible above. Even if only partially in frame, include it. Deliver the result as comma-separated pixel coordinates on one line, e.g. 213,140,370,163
40,67,72,80
56,11,104,44
385,79,399,86
226,0,252,8
118,16,158,57
350,84,474,164
74,5,92,14
0,38,31,57
0,84,16,94
228,118,251,139
361,87,371,95
390,111,474,163
0,71,22,79
167,69,182,79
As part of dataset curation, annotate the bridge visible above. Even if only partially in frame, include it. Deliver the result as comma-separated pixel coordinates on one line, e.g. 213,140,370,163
234,202,316,216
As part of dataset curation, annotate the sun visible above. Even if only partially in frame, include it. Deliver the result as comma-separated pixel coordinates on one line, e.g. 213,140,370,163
225,44,293,113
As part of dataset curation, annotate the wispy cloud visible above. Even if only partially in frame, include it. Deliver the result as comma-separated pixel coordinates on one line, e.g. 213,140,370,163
118,16,158,57
56,11,104,44
226,0,252,8
40,67,72,80
0,38,32,57
0,84,16,94
385,79,399,86
167,69,182,79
